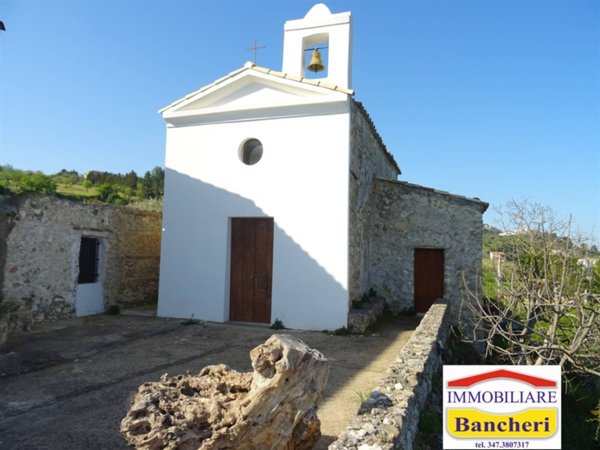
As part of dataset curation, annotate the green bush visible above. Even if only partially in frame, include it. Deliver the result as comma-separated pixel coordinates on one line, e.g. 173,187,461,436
270,318,285,330
18,172,57,195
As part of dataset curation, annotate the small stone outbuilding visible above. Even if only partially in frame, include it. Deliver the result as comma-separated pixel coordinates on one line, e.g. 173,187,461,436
369,179,488,320
0,193,161,331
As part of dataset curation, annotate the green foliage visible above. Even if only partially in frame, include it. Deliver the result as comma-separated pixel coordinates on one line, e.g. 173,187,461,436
180,314,200,326
270,318,285,330
0,164,165,208
0,165,23,192
97,183,121,203
481,259,498,299
142,166,164,199
353,389,369,404
18,172,57,195
124,170,138,189
54,169,80,186
332,326,350,336
482,231,515,257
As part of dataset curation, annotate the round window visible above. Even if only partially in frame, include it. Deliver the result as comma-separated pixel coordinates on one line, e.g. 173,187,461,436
239,138,263,165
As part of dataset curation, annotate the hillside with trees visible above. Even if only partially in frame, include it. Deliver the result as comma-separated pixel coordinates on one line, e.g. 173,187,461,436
0,165,164,209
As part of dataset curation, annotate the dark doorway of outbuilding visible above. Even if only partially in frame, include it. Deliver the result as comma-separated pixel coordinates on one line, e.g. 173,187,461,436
76,236,104,316
78,237,99,284
229,217,273,323
413,248,444,313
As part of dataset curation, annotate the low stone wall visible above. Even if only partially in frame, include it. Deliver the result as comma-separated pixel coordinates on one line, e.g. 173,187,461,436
347,296,385,334
1,194,161,326
329,300,451,450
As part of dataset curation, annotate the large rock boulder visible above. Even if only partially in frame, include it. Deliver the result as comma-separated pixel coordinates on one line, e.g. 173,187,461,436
120,334,328,449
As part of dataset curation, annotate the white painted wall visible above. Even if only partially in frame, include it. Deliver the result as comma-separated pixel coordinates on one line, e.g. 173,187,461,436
283,4,352,89
158,99,351,330
76,282,104,316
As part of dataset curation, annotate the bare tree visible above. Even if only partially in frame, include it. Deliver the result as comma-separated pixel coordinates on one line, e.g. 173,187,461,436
463,200,600,382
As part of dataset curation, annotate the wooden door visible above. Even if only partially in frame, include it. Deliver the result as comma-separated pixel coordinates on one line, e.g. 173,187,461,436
414,249,444,313
229,218,274,323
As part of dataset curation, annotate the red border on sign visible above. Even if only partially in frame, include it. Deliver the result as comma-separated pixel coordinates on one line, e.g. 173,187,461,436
448,369,556,388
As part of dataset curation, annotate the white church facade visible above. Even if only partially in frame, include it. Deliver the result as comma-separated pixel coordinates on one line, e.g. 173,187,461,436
157,4,487,330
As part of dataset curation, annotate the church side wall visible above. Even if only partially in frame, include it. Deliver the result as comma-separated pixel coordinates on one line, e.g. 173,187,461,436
1,194,161,325
159,103,351,330
349,102,399,303
369,180,486,323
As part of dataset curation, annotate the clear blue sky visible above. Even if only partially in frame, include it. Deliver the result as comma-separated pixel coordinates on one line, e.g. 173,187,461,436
0,0,598,241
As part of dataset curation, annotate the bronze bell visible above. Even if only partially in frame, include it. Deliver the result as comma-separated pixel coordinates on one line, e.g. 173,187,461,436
307,49,325,73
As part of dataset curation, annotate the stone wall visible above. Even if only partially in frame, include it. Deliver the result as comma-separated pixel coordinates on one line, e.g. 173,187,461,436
104,208,162,308
329,300,451,450
370,179,487,322
348,101,400,303
0,202,15,293
1,194,161,325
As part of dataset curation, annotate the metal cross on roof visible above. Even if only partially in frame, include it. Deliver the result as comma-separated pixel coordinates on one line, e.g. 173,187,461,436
246,38,266,64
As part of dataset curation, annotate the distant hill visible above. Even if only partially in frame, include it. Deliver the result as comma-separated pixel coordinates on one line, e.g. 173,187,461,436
0,165,164,209
483,223,599,259
483,223,502,235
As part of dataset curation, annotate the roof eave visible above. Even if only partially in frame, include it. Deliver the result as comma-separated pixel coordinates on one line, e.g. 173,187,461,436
159,62,355,116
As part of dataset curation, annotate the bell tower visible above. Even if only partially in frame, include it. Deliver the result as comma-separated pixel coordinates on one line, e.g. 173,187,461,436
282,3,352,89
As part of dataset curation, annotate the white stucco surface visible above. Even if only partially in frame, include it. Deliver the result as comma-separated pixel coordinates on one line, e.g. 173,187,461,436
75,282,104,316
158,4,356,330
158,74,351,330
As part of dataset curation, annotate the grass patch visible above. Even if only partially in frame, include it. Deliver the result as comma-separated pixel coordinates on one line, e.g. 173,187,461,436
481,259,498,299
353,389,369,405
270,318,285,330
332,326,350,336
56,184,99,198
180,314,200,326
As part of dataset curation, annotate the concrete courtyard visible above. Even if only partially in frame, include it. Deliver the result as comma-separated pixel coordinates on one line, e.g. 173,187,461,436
0,313,419,449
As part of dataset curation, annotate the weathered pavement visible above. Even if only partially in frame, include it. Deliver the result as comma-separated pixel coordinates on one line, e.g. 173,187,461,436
0,314,419,449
